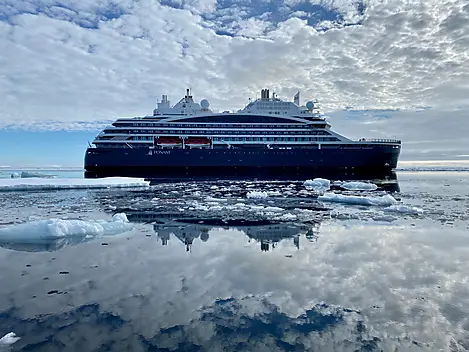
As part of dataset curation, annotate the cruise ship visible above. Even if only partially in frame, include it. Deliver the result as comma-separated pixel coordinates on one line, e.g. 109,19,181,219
84,89,401,178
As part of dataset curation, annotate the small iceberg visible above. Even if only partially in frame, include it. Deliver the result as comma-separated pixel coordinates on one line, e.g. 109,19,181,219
383,204,423,215
246,191,268,199
304,178,330,191
340,181,378,191
20,171,56,178
0,214,133,252
318,192,397,206
0,332,20,345
0,177,150,192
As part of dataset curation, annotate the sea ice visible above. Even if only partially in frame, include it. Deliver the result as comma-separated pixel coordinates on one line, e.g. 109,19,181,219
303,178,330,191
0,213,133,243
276,213,297,221
266,190,282,196
246,191,268,199
340,181,378,191
0,332,20,345
19,171,56,178
383,204,424,214
264,206,284,212
318,192,397,206
0,177,150,192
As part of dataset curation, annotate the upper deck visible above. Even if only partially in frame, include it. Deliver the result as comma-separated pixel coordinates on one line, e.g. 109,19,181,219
151,89,322,121
91,88,401,149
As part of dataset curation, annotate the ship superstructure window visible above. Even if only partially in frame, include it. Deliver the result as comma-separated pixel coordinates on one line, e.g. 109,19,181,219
168,115,301,124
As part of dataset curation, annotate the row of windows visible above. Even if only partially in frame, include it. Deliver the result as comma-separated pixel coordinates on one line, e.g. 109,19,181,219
212,137,338,142
114,123,324,128
125,136,339,142
102,130,331,136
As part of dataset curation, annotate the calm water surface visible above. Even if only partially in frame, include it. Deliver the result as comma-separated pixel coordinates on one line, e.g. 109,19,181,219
0,171,468,351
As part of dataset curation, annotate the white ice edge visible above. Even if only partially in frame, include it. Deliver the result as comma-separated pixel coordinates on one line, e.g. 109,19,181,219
318,192,424,214
246,191,268,199
0,332,20,345
303,178,330,191
0,177,150,192
340,181,378,191
0,213,133,242
319,192,397,207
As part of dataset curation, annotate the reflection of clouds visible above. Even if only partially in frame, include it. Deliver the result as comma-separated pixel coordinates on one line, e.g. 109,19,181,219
1,220,468,350
0,297,374,351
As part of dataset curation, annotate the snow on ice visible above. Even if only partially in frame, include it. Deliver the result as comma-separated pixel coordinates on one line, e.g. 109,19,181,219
384,204,424,214
303,178,330,191
0,332,20,345
340,181,378,191
246,191,268,199
0,177,150,192
319,192,397,207
0,214,133,243
11,171,56,178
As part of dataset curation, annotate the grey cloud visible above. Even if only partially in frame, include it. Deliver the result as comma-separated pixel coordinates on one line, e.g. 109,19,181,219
0,0,468,161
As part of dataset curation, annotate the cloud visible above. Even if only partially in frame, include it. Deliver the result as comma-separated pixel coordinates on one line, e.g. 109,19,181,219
0,0,468,160
326,106,469,161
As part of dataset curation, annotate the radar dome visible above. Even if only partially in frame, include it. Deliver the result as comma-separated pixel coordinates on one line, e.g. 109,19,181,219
200,99,210,109
306,101,314,110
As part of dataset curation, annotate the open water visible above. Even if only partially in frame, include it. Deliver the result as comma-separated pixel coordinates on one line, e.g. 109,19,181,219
0,170,468,351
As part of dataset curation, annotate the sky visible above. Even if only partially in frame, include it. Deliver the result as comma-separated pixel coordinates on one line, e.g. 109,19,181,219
0,0,468,167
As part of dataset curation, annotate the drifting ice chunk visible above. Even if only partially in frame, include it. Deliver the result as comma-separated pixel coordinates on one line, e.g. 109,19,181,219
10,172,20,178
340,181,378,191
303,178,330,191
266,190,282,196
246,191,268,199
384,204,423,214
0,213,133,243
0,177,150,192
264,206,284,212
0,332,20,345
20,171,56,178
373,215,398,222
319,192,397,206
276,213,297,221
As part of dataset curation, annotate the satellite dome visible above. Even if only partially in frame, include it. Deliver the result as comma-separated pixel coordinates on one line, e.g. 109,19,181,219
200,99,210,109
306,101,314,110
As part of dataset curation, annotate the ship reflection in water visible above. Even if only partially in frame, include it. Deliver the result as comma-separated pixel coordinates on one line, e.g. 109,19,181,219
124,210,321,253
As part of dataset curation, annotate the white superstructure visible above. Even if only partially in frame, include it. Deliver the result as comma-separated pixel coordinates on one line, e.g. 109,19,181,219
92,89,399,150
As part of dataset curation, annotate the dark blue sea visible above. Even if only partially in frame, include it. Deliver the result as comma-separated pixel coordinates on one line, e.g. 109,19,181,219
0,169,468,351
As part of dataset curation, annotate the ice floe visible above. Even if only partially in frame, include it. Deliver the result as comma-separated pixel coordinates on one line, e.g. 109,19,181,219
372,215,398,222
383,204,424,214
0,177,150,192
0,332,20,345
246,191,268,199
16,171,56,178
319,192,397,206
303,178,330,191
340,181,378,191
0,213,133,243
276,213,298,221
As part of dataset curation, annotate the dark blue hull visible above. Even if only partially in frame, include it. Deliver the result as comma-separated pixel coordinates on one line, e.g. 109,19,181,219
84,144,400,179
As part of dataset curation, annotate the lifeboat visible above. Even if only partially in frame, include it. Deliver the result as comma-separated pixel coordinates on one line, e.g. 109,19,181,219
156,136,182,148
185,137,211,148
